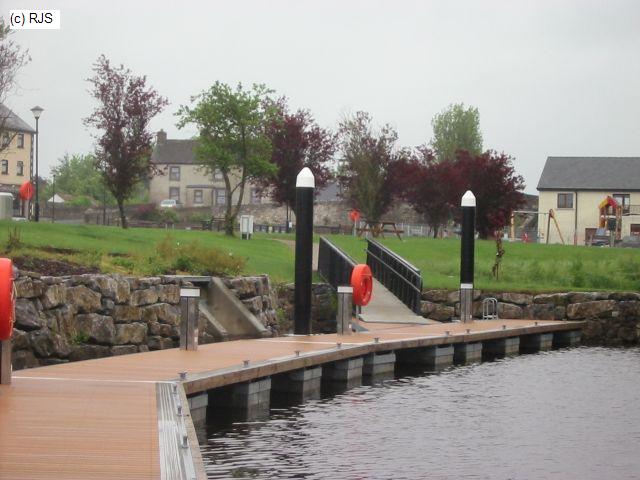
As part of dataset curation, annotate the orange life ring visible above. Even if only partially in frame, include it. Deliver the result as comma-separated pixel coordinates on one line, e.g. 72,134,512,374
0,258,15,341
351,264,373,306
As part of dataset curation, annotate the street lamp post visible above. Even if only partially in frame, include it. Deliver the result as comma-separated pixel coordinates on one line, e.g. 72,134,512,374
30,106,44,222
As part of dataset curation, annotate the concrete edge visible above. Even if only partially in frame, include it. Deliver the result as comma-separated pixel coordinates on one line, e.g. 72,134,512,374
210,277,270,337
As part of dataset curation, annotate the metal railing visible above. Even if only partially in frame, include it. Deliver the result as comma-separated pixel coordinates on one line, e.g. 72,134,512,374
365,239,423,314
317,237,357,290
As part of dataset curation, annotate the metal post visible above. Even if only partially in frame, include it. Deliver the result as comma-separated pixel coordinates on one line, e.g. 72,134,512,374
51,174,55,223
294,167,314,335
337,286,353,336
0,339,11,385
34,117,39,222
459,190,476,323
179,287,200,351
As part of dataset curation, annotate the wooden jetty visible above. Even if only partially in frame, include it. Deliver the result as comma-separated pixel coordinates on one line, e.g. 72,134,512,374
0,318,583,479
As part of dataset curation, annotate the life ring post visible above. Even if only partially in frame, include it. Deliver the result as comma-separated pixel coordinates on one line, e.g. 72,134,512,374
0,257,14,384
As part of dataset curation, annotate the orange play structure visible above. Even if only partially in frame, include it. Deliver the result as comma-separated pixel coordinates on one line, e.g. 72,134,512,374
598,196,622,241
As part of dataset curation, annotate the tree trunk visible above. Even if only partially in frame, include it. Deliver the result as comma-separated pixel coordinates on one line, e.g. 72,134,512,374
433,225,439,238
117,198,127,229
224,201,234,236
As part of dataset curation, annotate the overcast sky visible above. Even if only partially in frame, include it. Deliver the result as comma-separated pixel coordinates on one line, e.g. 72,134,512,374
3,0,639,193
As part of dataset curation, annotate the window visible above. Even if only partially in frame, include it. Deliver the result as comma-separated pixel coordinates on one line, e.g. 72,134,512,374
250,188,261,205
1,134,9,148
169,187,180,201
193,189,203,204
612,193,630,214
215,188,227,205
17,161,23,176
17,134,24,149
169,166,180,181
557,193,573,209
214,169,223,180
1,160,7,175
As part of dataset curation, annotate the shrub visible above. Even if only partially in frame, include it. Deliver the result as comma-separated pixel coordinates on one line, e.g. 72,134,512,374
68,196,93,207
132,203,159,221
188,211,211,223
158,208,179,224
146,235,245,276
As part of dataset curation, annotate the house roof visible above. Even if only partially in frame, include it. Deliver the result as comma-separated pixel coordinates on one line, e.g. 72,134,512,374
0,104,36,134
150,139,198,165
537,157,640,191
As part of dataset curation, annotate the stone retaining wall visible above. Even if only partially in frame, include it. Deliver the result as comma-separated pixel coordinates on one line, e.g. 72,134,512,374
11,271,279,370
421,289,640,346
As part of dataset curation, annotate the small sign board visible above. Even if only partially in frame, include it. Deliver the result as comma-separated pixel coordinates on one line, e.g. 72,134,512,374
179,287,200,298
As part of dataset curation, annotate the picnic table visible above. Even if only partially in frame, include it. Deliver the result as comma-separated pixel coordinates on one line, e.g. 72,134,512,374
357,220,404,240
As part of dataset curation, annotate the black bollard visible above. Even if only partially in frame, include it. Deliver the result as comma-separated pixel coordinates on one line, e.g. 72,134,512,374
294,167,315,334
459,190,476,323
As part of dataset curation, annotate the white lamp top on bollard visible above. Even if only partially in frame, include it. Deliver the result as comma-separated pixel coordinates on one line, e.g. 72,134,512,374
296,167,315,188
461,190,476,207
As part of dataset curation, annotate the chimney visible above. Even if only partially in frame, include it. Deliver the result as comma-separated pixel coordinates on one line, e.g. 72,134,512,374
156,129,167,144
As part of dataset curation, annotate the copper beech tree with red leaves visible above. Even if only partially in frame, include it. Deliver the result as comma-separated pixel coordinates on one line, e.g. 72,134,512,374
85,55,168,228
399,149,525,239
257,107,336,228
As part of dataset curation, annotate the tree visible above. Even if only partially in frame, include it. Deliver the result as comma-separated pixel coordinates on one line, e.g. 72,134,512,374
430,103,482,162
84,55,168,228
398,146,462,237
338,112,405,224
454,150,525,238
257,106,336,224
0,18,30,153
46,153,112,202
177,82,278,235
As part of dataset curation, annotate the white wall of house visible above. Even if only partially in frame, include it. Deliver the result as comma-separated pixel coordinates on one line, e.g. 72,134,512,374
538,190,640,244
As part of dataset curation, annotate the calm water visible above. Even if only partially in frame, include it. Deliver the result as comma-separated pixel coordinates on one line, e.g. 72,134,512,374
200,347,640,479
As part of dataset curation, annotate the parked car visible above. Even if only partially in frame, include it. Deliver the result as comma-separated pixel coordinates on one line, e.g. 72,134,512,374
159,199,178,209
619,235,640,248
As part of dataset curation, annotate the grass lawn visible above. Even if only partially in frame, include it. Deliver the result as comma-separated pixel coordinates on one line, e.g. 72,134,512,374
0,221,295,282
327,235,640,292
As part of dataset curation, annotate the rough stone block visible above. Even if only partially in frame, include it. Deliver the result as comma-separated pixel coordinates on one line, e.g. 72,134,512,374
147,336,174,350
66,286,102,313
68,344,111,361
115,323,147,345
15,299,45,331
74,314,116,345
11,349,39,370
41,284,66,309
113,305,142,323
567,300,618,319
111,345,138,356
129,288,159,307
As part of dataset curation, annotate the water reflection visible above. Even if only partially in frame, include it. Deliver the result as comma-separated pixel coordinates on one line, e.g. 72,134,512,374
201,347,640,479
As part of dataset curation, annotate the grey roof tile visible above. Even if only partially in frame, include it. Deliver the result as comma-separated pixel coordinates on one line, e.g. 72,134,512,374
0,104,36,133
537,157,640,191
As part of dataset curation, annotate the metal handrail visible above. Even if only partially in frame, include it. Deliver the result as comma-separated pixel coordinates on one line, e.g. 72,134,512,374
365,238,423,314
364,249,423,294
317,237,356,290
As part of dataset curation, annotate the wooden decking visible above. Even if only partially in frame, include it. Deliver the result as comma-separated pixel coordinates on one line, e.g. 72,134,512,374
0,319,583,479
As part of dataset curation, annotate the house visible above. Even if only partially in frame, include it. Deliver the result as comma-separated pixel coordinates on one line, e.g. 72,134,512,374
537,157,640,244
149,130,261,208
0,104,35,216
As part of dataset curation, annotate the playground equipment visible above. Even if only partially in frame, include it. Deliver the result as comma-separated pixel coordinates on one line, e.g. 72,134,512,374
0,258,15,385
597,196,622,242
545,209,565,245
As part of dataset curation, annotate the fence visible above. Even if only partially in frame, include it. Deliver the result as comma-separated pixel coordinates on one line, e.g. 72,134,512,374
317,236,357,290
365,238,423,314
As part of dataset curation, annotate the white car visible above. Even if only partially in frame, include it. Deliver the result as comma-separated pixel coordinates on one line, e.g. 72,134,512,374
159,199,178,208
